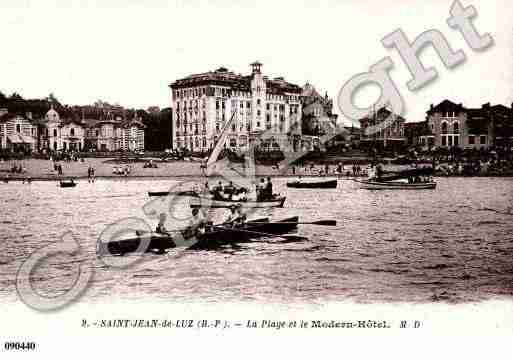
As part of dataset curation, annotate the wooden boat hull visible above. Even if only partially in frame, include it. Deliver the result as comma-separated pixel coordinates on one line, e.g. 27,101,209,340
190,196,286,209
355,179,436,190
189,216,298,250
147,190,198,197
97,216,298,255
286,179,337,189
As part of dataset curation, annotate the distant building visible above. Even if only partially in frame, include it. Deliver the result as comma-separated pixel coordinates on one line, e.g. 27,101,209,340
423,100,513,149
84,114,145,152
39,106,86,152
358,107,406,151
0,108,38,152
301,83,339,150
170,62,303,152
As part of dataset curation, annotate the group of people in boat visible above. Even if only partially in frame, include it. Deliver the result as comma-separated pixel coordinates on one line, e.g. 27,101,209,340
155,204,247,241
207,181,248,201
256,177,274,201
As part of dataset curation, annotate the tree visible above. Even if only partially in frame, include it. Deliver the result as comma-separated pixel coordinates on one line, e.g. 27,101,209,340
47,92,61,106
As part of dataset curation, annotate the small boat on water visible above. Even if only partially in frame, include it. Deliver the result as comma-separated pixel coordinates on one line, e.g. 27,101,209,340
97,216,299,255
59,180,77,188
190,196,286,209
286,179,337,189
148,190,198,197
354,179,436,190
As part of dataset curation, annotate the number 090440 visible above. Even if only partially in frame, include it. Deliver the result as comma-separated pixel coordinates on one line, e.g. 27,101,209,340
4,342,36,351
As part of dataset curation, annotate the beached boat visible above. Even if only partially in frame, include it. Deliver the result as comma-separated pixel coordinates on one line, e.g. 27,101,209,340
286,179,337,189
354,179,436,190
59,180,77,188
97,216,299,255
189,196,286,209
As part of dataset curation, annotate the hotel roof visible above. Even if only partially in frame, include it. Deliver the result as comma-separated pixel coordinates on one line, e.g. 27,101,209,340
170,67,302,94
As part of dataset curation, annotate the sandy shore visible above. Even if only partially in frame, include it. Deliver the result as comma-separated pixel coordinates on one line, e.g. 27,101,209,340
0,158,358,181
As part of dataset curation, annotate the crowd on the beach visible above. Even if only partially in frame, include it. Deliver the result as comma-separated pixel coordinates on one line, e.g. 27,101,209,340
291,163,368,177
437,158,513,176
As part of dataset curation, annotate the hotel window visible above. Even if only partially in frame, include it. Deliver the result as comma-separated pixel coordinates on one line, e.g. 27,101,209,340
257,121,261,127
16,124,20,133
247,101,251,108
441,136,447,146
257,110,261,117
54,129,58,137
468,135,475,144
453,122,459,134
70,128,75,136
202,137,206,147
240,102,244,109
257,99,261,106
480,135,486,145
266,114,271,122
266,103,270,110
230,138,236,147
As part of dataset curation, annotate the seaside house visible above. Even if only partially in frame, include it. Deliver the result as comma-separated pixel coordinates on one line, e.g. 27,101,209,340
301,83,339,150
39,106,86,152
84,114,145,152
422,100,513,149
0,108,38,152
358,106,406,152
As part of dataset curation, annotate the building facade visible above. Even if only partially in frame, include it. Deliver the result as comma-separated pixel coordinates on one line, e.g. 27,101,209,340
39,107,86,152
170,62,303,153
85,117,145,152
0,108,38,151
359,107,406,151
1,105,145,153
425,100,496,149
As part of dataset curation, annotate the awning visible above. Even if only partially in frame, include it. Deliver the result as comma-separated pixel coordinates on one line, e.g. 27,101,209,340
7,134,32,144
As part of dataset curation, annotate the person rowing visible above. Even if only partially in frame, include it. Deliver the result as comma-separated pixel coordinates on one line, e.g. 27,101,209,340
223,204,246,228
187,207,208,237
155,213,169,234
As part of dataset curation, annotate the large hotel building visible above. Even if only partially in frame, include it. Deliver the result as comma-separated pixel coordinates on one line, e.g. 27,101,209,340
170,62,303,152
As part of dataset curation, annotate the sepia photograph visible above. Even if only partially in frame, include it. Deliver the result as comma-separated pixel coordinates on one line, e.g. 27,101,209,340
1,0,512,357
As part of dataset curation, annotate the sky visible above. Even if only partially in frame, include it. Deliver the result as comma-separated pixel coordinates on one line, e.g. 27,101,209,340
0,0,511,126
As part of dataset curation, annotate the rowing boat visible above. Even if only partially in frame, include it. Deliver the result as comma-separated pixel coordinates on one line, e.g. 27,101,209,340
189,196,286,209
286,179,337,189
190,216,298,250
60,180,77,188
354,179,437,190
97,216,299,255
147,190,198,197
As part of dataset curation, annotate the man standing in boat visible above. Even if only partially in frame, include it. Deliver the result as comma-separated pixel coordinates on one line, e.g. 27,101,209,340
187,208,208,237
265,177,273,200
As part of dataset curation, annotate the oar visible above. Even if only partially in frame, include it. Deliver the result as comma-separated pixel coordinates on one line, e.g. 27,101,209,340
250,220,337,226
212,225,307,242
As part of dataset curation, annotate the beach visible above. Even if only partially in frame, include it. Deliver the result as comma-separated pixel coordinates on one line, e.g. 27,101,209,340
0,157,336,181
